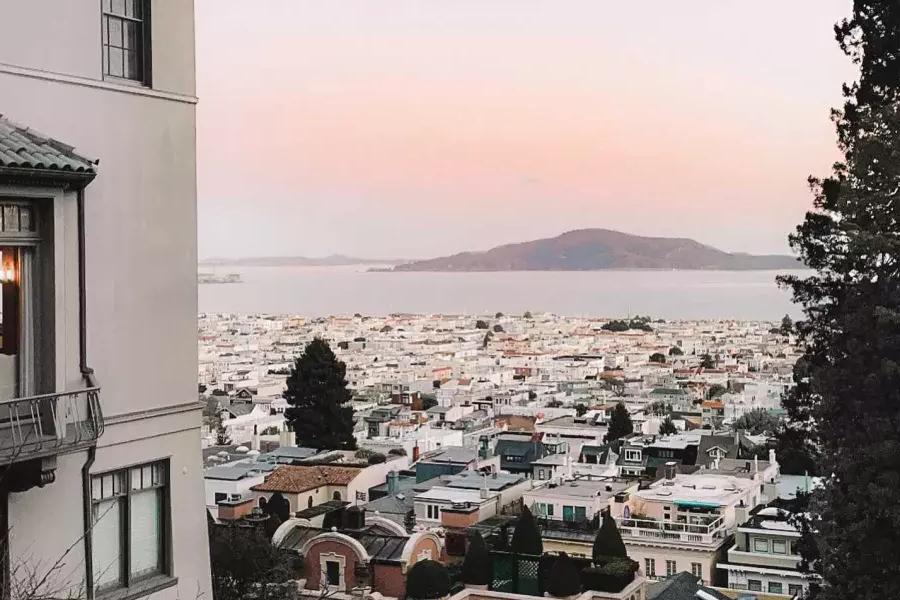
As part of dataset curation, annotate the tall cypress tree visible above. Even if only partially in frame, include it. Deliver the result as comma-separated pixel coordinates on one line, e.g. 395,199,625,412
778,3,900,598
605,403,633,442
284,338,357,450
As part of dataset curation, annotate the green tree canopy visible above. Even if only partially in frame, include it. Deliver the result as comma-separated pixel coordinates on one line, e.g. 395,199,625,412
731,409,780,436
461,531,492,586
649,352,666,364
592,511,627,564
283,338,356,450
510,505,543,555
699,353,716,369
659,416,678,436
668,345,684,356
208,524,292,600
605,402,633,442
780,314,794,335
546,553,582,598
776,2,900,597
407,560,451,600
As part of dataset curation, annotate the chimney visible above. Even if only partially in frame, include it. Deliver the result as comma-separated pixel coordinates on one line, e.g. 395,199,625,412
664,461,677,481
387,470,400,495
412,445,420,461
480,474,489,499
251,424,260,452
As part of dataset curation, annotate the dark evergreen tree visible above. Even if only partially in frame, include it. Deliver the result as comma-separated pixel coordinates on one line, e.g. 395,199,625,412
404,508,417,533
546,553,582,598
605,403,633,442
776,3,900,598
510,505,543,555
659,416,677,436
262,491,291,523
461,531,492,586
592,511,627,564
406,560,451,600
699,353,715,369
208,523,292,600
283,338,356,450
780,314,794,335
668,345,684,356
648,352,666,364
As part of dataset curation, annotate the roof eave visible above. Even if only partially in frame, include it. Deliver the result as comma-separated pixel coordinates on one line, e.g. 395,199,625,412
0,165,96,190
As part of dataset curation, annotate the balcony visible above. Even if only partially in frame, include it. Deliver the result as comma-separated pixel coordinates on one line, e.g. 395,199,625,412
725,544,802,570
616,516,727,547
0,386,103,466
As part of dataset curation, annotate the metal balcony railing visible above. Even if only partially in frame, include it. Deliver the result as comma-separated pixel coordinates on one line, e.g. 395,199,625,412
0,387,103,462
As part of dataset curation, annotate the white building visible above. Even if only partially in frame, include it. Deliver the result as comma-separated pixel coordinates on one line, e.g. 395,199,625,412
0,1,211,598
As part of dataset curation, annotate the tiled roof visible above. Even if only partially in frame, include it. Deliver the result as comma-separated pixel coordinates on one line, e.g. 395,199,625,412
251,464,362,494
0,116,96,173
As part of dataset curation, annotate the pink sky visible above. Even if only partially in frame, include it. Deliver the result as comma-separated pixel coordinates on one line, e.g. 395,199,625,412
196,0,855,259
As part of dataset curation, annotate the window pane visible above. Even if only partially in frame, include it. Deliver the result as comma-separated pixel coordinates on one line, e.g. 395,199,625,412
130,489,162,579
123,20,140,50
3,207,18,233
108,18,123,48
124,50,142,81
110,0,126,16
108,47,124,78
131,466,142,490
93,499,123,590
129,0,143,19
19,207,32,232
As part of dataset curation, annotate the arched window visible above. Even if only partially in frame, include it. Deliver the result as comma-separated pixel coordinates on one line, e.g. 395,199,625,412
332,491,341,501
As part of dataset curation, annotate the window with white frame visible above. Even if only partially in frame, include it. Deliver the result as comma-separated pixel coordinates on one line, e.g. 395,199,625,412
625,449,642,462
768,582,783,594
691,563,702,579
772,539,787,554
753,537,769,553
91,460,168,592
320,553,345,590
426,504,441,520
644,558,656,577
748,580,762,592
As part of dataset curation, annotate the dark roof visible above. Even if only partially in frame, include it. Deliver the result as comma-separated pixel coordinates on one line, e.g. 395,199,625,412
294,500,348,519
647,572,730,600
495,439,547,470
0,116,96,176
280,524,410,564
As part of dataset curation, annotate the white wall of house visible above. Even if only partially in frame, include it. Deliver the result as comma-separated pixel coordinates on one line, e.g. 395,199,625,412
0,1,210,598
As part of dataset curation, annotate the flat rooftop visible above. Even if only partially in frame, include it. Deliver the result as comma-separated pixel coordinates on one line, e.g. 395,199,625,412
529,479,632,500
636,473,757,507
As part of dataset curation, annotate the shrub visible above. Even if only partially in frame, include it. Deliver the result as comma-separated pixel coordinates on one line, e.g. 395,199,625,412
546,553,582,597
367,453,387,464
581,559,638,593
461,531,492,585
592,511,627,564
407,560,451,599
510,505,543,555
388,447,407,456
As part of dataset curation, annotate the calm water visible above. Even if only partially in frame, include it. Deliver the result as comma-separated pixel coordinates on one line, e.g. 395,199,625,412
198,266,807,320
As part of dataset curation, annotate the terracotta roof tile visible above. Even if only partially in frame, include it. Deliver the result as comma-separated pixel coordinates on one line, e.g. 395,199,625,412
0,115,96,173
251,464,363,494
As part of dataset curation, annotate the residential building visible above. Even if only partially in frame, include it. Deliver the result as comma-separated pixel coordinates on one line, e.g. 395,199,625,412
717,504,809,597
1,1,210,598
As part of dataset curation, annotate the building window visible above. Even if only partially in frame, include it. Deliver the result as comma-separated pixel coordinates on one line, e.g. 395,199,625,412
748,580,762,592
91,460,168,592
644,558,656,577
214,492,226,504
538,469,546,480
102,0,150,83
789,584,803,597
426,504,441,520
546,503,554,517
753,538,769,553
691,563,702,579
625,449,642,462
768,582,784,594
320,553,346,590
665,560,676,576
772,540,787,554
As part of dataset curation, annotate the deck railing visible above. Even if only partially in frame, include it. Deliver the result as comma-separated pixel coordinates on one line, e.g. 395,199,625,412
0,387,103,461
616,515,726,545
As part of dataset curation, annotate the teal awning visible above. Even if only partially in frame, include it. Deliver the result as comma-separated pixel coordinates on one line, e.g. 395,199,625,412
674,500,721,509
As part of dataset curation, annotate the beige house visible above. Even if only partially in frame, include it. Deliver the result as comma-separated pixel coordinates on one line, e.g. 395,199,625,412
0,1,210,599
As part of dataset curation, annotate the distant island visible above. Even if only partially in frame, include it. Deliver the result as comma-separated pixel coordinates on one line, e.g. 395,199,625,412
391,228,800,271
199,254,404,267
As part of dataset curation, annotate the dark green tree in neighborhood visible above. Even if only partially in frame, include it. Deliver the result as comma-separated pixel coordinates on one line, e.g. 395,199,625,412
668,345,683,356
510,505,543,555
659,416,678,436
592,511,628,563
284,338,356,450
731,409,780,436
699,353,715,369
208,524,293,600
605,402,633,442
776,3,900,598
780,314,794,335
648,352,666,364
461,531,492,586
546,553,582,598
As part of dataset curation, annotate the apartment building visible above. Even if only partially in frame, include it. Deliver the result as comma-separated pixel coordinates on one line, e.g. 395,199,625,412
0,2,210,599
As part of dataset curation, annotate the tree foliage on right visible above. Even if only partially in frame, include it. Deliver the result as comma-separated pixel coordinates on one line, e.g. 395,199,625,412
777,2,900,597
283,338,357,450
605,402,633,442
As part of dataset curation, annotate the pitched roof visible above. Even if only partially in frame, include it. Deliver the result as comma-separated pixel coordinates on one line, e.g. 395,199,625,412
251,464,362,493
0,115,96,173
647,572,730,600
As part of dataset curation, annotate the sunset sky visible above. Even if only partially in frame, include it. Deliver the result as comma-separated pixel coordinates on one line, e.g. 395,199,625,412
196,1,855,260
